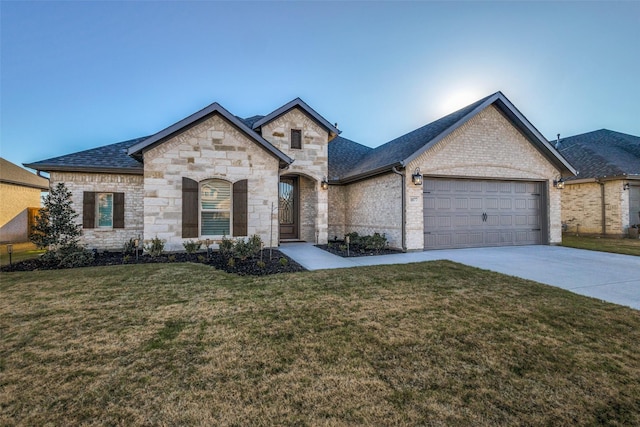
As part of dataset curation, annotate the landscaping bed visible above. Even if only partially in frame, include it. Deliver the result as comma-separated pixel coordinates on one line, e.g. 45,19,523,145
317,232,403,257
0,249,305,275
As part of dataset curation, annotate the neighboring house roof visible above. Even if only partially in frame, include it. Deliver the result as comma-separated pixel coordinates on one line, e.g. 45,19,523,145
251,98,341,140
338,91,576,183
127,102,293,167
24,138,147,175
238,115,265,128
1,157,49,190
328,136,373,181
557,129,640,181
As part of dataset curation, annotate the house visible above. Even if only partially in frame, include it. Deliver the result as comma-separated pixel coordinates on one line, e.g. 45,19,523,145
557,129,640,236
24,91,575,252
0,157,49,242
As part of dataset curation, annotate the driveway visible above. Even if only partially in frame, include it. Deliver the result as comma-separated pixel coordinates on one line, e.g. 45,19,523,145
279,244,640,310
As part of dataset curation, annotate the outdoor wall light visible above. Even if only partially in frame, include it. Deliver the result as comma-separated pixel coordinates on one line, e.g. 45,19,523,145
623,183,630,191
321,177,329,190
412,168,423,186
553,178,565,190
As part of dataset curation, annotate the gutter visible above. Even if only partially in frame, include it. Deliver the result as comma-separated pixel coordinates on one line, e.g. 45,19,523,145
597,179,606,236
391,166,407,252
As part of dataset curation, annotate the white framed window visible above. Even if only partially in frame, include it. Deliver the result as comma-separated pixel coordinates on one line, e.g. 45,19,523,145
96,193,114,228
200,179,231,236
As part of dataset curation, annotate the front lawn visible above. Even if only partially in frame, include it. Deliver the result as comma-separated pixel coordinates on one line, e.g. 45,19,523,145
562,234,640,256
0,242,45,267
1,262,638,425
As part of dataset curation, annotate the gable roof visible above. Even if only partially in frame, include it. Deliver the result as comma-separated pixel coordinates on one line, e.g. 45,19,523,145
1,157,49,190
557,129,640,180
252,98,341,140
127,102,293,167
24,137,147,175
338,91,576,183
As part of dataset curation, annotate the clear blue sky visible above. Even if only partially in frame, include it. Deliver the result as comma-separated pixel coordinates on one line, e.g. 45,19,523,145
1,1,639,170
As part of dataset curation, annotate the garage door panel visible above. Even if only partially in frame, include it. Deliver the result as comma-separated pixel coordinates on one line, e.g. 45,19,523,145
424,178,544,249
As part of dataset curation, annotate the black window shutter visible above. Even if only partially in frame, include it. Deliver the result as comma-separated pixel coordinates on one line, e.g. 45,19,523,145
233,179,248,236
83,192,95,229
182,177,199,238
291,129,302,149
113,192,125,229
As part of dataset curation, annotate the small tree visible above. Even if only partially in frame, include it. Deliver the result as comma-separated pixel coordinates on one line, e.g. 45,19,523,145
30,182,81,250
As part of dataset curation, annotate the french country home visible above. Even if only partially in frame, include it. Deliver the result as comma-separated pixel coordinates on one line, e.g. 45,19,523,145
25,92,575,252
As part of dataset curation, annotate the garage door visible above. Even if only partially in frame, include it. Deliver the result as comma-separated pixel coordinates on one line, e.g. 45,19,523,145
423,178,545,249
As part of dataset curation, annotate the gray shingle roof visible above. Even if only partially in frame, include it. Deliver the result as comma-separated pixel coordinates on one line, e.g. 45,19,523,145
557,129,640,180
328,136,373,181
24,137,147,174
252,98,341,138
1,157,49,189
238,115,264,128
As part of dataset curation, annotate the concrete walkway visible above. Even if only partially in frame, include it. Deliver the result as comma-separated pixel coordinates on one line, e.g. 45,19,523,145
279,243,640,310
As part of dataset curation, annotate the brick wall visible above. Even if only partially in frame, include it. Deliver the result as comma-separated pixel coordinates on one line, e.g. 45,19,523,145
0,183,43,228
50,172,143,250
562,180,629,236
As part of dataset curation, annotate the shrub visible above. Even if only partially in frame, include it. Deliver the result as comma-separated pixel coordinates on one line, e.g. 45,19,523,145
123,238,138,255
219,236,234,258
257,260,266,269
30,183,81,250
363,232,388,253
145,236,165,257
279,257,288,266
183,240,202,254
40,243,95,269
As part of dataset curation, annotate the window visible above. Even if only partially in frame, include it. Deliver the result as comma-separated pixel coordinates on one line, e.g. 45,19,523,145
83,192,124,229
200,179,231,236
96,193,114,227
291,129,302,149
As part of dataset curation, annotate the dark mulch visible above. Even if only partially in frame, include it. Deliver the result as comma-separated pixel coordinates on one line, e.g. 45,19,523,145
1,249,305,276
316,242,404,258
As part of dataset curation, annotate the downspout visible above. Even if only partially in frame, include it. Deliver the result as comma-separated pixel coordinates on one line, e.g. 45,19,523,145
392,166,407,252
598,179,606,236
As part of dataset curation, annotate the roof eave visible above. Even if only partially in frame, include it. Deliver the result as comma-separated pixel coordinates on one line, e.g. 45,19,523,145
337,162,403,184
23,164,144,175
0,178,49,190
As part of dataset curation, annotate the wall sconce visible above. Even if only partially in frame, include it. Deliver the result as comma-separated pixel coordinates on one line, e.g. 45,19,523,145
623,183,630,191
553,178,565,190
321,177,329,190
412,168,423,186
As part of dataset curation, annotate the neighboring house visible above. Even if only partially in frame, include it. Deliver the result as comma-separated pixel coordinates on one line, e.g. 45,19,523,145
24,92,575,252
557,129,640,236
0,157,49,242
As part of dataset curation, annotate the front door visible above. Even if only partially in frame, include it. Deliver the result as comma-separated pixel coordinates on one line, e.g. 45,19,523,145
279,176,298,240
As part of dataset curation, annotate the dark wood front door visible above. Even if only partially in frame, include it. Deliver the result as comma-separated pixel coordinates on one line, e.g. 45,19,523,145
279,176,298,240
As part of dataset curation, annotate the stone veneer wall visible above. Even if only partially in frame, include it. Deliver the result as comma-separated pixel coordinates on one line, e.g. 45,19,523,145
562,180,629,236
342,173,403,249
405,105,563,250
50,172,144,250
143,114,280,251
261,108,329,244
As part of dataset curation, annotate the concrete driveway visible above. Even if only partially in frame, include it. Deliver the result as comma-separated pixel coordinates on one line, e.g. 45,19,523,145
279,244,640,310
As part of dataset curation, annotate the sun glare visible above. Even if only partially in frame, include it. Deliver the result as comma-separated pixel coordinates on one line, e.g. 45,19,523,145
438,88,485,116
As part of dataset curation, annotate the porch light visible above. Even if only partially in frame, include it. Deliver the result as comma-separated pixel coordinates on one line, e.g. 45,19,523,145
553,178,565,190
623,183,630,191
321,177,329,190
412,168,423,186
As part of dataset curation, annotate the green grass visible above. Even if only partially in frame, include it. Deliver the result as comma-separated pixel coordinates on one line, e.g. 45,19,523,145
1,262,639,425
0,242,45,267
562,234,640,256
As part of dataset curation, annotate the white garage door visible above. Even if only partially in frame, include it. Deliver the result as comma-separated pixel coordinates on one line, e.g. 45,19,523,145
424,178,545,249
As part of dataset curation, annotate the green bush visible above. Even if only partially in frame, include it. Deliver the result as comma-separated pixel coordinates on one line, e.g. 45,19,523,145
183,240,202,254
40,243,95,269
219,235,263,260
219,236,234,258
145,236,165,257
279,257,288,266
123,238,138,255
